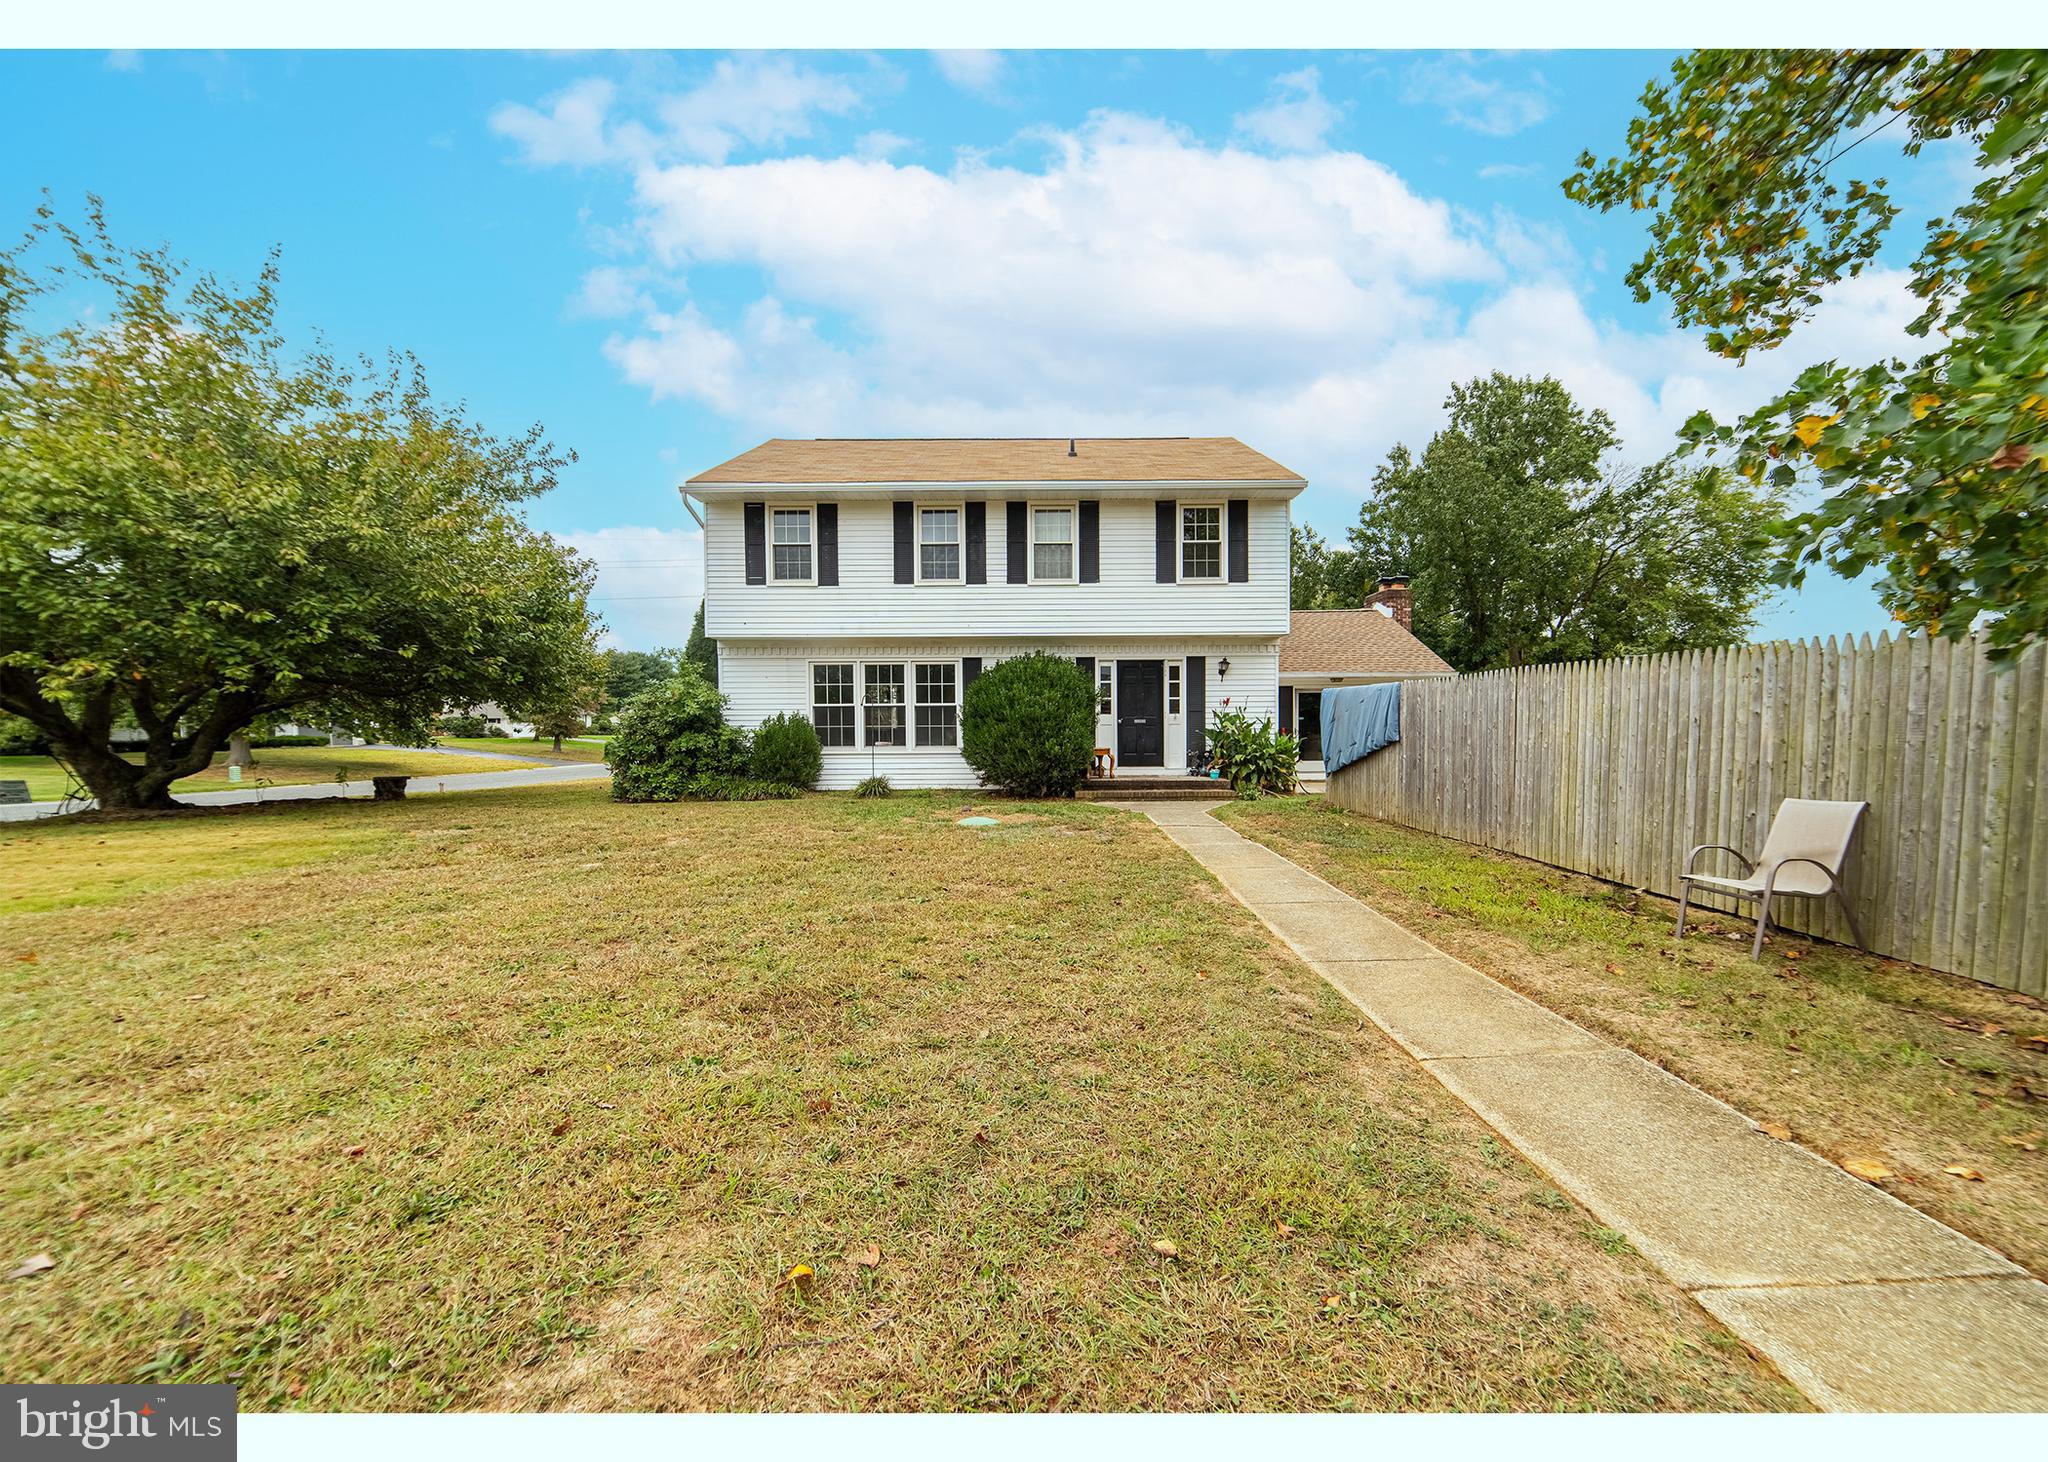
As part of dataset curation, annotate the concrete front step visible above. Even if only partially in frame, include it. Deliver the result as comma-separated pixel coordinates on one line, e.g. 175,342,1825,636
1076,781,1234,801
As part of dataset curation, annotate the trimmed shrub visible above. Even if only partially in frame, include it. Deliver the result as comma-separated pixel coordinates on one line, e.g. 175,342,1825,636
249,734,326,748
436,713,489,738
960,653,1094,797
853,775,892,799
606,666,750,802
684,774,803,802
1205,708,1300,795
750,711,824,788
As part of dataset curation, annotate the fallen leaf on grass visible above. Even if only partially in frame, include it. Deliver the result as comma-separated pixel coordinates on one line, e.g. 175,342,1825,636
970,1126,990,1146
343,1144,366,1158
1843,1158,1892,1182
550,1116,572,1137
1603,963,1624,975
1942,1164,1985,1181
8,1254,55,1280
844,1244,881,1269
806,1093,834,1116
16,951,36,964
2019,1033,2048,1052
1759,1121,1793,1141
1999,1131,2041,1151
1150,1239,1179,1259
1275,1221,1297,1239
781,1264,816,1294
1676,997,1699,1008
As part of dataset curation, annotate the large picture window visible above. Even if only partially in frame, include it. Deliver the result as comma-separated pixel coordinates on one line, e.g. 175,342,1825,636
1031,506,1075,583
812,663,854,747
863,663,907,747
918,507,961,583
914,662,958,747
771,507,814,583
1180,505,1222,581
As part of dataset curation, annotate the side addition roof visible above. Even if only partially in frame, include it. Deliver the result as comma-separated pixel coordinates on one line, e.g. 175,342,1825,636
1278,609,1454,677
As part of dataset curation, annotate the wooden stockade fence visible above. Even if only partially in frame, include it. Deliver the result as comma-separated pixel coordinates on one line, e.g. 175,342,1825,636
1326,632,2048,995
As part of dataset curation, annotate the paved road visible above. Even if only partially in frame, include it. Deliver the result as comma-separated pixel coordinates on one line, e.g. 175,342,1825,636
0,761,610,823
1123,798,2048,1413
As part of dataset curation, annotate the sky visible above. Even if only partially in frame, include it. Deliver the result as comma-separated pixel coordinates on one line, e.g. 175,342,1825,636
0,49,1976,650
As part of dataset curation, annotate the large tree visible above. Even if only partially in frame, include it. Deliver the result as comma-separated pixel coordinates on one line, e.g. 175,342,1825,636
1350,373,1783,671
0,201,597,809
600,647,679,707
683,600,718,688
1289,524,1364,610
1565,50,2048,660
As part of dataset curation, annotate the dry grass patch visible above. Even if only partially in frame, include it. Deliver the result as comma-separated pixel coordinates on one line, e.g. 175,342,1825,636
2,786,1797,1411
1219,797,2048,1276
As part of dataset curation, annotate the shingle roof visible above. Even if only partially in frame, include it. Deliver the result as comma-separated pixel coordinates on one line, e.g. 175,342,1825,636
1279,609,1455,677
687,437,1304,486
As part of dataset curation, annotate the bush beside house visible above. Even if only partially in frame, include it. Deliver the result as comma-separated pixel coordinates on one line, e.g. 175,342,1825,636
1206,709,1300,796
960,654,1094,797
750,712,824,788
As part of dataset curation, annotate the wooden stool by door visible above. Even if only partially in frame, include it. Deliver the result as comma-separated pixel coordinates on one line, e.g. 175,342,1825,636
1089,746,1116,779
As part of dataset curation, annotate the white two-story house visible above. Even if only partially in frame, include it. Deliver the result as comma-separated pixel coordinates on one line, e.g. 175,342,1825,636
681,436,1302,789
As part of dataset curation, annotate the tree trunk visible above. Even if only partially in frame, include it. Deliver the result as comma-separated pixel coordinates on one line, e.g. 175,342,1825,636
227,732,254,768
551,732,564,752
49,736,180,811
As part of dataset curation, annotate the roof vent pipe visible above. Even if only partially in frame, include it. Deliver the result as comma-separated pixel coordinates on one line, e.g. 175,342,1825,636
1068,438,1077,457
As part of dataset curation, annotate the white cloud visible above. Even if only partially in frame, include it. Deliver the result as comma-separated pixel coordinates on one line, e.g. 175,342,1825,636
1405,54,1550,137
659,55,861,164
1477,161,1543,180
558,525,704,651
854,129,914,161
569,265,652,320
492,57,861,169
932,50,1004,96
491,77,619,167
505,85,1921,537
105,49,142,73
1234,66,1343,154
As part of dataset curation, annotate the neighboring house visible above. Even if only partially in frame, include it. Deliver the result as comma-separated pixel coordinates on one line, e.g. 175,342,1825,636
442,702,534,739
683,437,1302,789
1276,576,1454,785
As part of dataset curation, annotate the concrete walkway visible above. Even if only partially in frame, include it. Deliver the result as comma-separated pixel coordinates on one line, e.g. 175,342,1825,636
0,762,610,823
1127,799,2048,1413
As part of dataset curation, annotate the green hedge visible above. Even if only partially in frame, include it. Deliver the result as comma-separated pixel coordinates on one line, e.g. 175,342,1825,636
606,667,750,802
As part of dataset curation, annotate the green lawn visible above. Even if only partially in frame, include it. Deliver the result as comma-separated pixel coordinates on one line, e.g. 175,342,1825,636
435,736,608,764
1220,797,2048,1277
1,746,546,802
0,786,1796,1411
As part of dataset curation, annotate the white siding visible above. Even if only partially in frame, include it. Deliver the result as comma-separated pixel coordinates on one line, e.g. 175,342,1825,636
720,638,1279,790
701,495,1291,641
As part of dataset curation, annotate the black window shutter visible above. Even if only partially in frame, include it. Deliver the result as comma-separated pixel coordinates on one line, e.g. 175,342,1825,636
1278,686,1293,735
1006,501,1028,584
1185,657,1206,767
743,502,767,585
1227,499,1249,583
893,500,914,585
962,656,982,692
1075,655,1095,686
1079,500,1100,583
1155,500,1176,583
817,503,838,586
965,501,987,585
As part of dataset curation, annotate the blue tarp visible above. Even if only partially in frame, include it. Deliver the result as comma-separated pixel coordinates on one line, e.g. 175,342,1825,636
1319,682,1401,776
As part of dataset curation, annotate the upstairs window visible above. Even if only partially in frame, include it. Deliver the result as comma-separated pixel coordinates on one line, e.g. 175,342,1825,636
914,662,958,747
863,663,906,747
771,507,814,583
812,663,855,747
1031,506,1075,583
919,507,961,583
1180,505,1222,581
1097,662,1113,715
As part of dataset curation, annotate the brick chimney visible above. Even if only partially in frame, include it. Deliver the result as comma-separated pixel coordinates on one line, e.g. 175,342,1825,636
1365,574,1413,630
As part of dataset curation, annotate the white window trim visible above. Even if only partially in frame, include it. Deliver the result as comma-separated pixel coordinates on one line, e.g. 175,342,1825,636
1177,500,1225,584
914,501,965,586
1027,500,1079,586
913,659,961,748
769,502,819,586
808,659,858,749
1167,661,1183,717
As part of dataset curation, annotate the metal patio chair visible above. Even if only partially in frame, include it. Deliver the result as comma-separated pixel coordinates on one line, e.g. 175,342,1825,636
1674,798,1868,960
